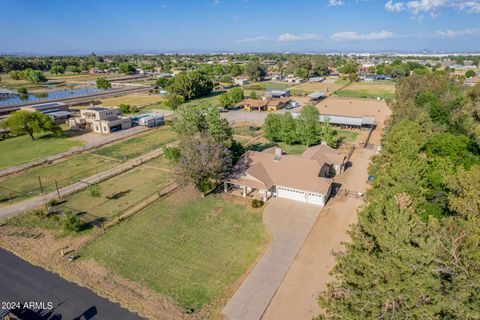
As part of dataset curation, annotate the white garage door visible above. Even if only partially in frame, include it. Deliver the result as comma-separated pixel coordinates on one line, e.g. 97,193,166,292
277,187,307,202
306,193,324,206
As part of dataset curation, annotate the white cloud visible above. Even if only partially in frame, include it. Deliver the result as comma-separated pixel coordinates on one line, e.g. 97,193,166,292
436,28,480,38
385,0,480,16
385,0,405,11
328,0,344,5
234,36,272,43
277,33,323,42
331,30,395,41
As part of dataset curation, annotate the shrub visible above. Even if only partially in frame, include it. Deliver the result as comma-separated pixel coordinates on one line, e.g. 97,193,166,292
62,214,86,233
197,180,214,193
251,199,264,208
89,184,102,198
46,199,58,207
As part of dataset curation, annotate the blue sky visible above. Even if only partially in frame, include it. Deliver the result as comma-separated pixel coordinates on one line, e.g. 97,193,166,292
1,0,480,54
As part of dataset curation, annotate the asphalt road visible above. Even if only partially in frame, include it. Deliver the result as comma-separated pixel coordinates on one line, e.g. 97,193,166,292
0,248,145,320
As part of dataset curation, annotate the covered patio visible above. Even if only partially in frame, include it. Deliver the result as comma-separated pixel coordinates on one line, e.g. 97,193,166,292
224,178,274,202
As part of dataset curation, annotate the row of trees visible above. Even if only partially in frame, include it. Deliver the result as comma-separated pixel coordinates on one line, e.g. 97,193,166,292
9,69,47,83
319,75,480,319
264,105,338,147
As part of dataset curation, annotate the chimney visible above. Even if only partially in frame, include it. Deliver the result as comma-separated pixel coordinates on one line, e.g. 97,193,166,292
274,147,282,161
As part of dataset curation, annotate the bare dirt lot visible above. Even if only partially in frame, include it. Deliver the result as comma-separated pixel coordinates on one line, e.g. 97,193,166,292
263,98,391,320
315,96,390,119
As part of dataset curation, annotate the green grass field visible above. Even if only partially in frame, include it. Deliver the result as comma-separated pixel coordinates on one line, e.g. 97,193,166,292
0,154,116,207
336,130,359,143
81,191,268,312
0,133,81,170
94,127,177,160
334,88,395,99
62,166,172,223
233,125,262,137
244,81,290,91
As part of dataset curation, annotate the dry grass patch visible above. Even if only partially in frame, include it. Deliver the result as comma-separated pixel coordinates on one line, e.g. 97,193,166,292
100,93,164,107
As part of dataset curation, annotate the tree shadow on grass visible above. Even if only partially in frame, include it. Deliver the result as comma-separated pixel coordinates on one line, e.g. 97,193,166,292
106,189,132,200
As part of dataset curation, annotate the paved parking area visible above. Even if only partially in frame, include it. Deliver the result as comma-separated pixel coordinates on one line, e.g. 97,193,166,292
222,198,321,320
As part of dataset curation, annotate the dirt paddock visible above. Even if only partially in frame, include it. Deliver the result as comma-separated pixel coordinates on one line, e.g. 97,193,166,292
314,96,390,122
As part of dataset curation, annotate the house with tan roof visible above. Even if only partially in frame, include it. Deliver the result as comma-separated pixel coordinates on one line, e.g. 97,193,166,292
243,98,291,112
225,146,339,206
301,144,347,175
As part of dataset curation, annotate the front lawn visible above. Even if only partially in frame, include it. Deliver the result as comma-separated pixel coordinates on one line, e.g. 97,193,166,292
62,166,172,223
0,133,81,170
94,127,176,160
81,191,268,313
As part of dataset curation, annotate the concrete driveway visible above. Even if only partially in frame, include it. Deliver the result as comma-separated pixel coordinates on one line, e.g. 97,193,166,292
222,198,322,320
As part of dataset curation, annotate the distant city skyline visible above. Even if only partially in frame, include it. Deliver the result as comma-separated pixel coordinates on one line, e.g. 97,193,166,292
2,0,480,55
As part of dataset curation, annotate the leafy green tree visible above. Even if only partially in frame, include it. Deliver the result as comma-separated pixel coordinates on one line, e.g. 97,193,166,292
295,68,309,79
118,63,136,74
96,77,111,89
5,111,61,141
156,77,172,88
25,70,47,83
219,87,244,108
320,122,338,147
168,71,213,100
164,93,185,110
66,65,82,73
248,91,257,99
263,114,283,141
17,87,28,95
219,93,234,108
279,113,297,145
244,61,266,81
50,65,65,74
465,70,476,78
296,104,320,146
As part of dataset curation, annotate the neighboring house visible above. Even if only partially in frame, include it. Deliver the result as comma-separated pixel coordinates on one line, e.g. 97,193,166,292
465,77,480,87
309,77,325,83
131,113,165,127
270,73,284,81
267,89,290,98
234,78,249,86
21,102,72,124
243,99,268,112
88,68,104,74
286,77,304,84
68,107,131,134
266,97,291,111
226,147,336,206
